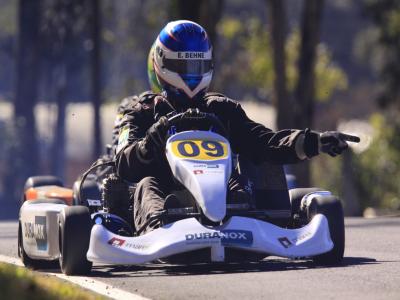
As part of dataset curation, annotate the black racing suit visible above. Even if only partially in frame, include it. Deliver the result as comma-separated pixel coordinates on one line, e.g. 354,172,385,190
115,91,320,233
111,93,149,154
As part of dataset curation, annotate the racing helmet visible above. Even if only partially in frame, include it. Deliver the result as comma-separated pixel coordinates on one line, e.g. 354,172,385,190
147,42,162,93
153,20,213,101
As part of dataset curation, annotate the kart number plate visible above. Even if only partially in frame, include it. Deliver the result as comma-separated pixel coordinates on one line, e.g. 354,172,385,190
170,140,228,160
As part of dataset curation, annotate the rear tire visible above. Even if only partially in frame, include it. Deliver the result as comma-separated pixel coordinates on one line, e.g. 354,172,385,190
59,206,92,275
306,195,345,265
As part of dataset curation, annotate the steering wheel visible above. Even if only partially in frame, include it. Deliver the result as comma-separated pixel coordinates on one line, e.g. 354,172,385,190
167,109,229,138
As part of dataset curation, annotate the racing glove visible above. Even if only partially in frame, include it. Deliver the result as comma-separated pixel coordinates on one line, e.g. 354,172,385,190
319,131,356,157
301,129,360,158
137,116,170,162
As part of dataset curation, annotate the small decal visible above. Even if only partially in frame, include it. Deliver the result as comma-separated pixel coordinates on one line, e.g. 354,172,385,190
278,237,293,249
278,231,312,248
193,164,207,168
24,216,47,251
168,125,177,135
108,237,126,247
124,243,149,250
207,164,219,168
177,52,205,59
114,113,124,126
116,126,130,153
87,199,102,207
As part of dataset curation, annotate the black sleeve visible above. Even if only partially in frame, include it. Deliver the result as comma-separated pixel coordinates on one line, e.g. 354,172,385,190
111,96,138,151
114,106,158,182
227,102,319,164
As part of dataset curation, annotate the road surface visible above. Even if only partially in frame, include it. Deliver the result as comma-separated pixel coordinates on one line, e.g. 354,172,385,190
0,217,399,299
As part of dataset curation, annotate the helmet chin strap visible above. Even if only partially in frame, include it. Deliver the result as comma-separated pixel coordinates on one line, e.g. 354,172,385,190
163,90,205,112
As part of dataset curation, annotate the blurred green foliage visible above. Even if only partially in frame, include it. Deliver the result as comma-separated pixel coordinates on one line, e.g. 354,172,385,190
311,152,342,202
0,262,105,299
364,0,400,108
217,17,348,102
353,114,400,210
312,113,400,211
335,0,400,210
0,0,16,37
311,1,400,212
0,118,15,197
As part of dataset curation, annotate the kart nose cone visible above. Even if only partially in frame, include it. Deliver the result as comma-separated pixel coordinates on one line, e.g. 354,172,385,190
202,202,226,222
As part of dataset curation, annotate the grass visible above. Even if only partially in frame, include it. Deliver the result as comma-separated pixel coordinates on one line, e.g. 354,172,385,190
0,262,107,300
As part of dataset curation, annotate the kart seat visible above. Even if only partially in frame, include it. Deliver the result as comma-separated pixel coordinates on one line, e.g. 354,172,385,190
237,157,291,219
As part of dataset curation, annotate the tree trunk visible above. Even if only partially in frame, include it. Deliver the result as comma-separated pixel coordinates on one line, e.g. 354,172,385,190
51,64,67,180
292,0,325,187
91,0,102,160
171,0,223,48
7,0,41,201
267,0,293,129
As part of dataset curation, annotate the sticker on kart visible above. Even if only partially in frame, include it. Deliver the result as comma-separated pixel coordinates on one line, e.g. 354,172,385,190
170,140,228,160
24,216,48,251
185,230,253,246
107,237,149,250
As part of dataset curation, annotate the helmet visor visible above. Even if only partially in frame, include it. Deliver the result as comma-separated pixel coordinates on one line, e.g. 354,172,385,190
163,58,213,75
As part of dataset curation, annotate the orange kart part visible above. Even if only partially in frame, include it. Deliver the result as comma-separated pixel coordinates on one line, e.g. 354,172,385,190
25,186,73,205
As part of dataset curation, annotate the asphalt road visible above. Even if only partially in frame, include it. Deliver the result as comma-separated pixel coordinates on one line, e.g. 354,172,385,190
1,217,399,300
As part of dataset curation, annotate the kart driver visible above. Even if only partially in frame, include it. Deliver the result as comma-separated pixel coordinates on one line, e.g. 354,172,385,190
115,20,353,234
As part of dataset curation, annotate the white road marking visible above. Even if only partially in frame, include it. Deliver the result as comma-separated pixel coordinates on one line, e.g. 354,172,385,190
0,254,150,300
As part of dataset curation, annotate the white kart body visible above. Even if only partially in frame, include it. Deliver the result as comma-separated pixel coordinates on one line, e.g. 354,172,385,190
87,215,333,264
20,130,334,265
20,201,67,260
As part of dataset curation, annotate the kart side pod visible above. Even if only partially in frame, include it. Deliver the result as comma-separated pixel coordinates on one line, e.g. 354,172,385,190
19,201,67,260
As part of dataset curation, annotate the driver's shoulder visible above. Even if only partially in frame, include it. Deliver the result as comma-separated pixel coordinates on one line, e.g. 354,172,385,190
204,92,241,110
124,91,160,114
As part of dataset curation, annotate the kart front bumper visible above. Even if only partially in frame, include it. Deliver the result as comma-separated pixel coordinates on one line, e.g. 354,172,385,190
86,214,333,265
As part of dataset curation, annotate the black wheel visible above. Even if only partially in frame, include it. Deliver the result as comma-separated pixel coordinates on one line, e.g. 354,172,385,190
18,222,58,269
59,206,92,275
306,195,345,265
22,176,63,204
288,187,323,215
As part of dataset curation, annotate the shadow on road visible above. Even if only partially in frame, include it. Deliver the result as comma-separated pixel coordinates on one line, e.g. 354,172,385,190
90,256,378,278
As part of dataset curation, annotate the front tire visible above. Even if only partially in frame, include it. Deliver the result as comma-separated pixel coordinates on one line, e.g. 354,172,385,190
306,195,345,265
289,187,323,215
59,206,92,275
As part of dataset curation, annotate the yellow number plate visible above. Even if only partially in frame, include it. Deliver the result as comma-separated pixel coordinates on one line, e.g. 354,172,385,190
170,140,228,160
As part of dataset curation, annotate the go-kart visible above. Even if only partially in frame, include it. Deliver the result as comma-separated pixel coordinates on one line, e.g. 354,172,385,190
18,109,357,275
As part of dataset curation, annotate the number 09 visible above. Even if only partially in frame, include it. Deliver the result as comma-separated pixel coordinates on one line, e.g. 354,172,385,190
173,140,227,160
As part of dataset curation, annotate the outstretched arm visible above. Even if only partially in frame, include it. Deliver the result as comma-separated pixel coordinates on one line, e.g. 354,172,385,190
228,102,358,164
